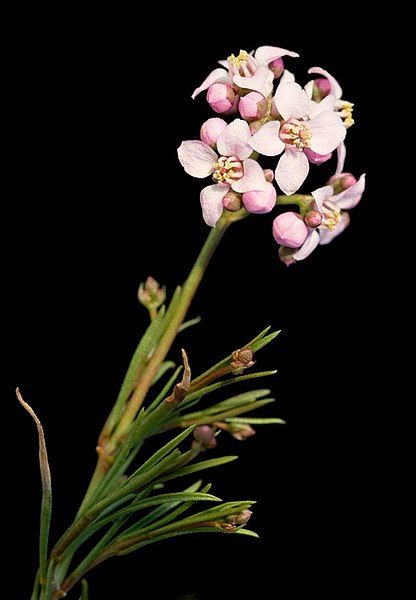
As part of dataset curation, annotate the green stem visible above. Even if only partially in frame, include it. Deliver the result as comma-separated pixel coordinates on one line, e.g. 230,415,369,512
276,194,313,212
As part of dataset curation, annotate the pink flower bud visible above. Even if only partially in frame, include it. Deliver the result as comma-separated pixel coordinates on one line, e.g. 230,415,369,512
238,91,268,121
242,183,276,214
193,425,217,450
273,212,308,248
223,190,242,212
263,169,274,183
206,83,239,114
269,57,284,78
328,172,357,194
200,118,227,148
304,148,332,165
312,77,332,101
304,210,323,228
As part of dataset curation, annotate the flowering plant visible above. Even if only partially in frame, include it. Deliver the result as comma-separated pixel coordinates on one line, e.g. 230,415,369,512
19,44,365,599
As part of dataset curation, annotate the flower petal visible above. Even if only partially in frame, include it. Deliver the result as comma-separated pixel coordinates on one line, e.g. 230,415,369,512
311,185,334,210
332,174,366,209
177,141,218,178
304,80,314,99
336,142,346,174
191,68,229,99
275,148,310,196
232,158,267,193
233,65,274,96
217,119,252,160
218,59,229,68
274,82,311,121
308,111,346,155
319,212,350,245
308,67,343,99
243,183,276,214
250,121,285,156
292,229,320,260
200,184,229,227
309,94,336,119
254,45,299,65
281,69,296,84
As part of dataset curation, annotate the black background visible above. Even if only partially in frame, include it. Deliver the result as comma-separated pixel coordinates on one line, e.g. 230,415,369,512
4,10,391,600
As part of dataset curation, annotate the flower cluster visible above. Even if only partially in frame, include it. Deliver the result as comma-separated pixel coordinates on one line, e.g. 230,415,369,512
178,46,366,264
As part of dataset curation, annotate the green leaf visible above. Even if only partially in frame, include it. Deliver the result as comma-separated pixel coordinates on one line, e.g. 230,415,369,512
16,389,52,586
151,361,176,386
174,399,276,427
178,390,271,419
80,579,89,600
157,456,238,484
250,330,281,353
244,326,272,348
178,316,202,333
225,417,286,425
235,528,259,539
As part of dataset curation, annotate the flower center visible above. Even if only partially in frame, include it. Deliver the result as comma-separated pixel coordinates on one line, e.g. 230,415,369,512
335,100,355,129
227,50,257,77
279,119,312,150
212,156,243,184
322,200,342,230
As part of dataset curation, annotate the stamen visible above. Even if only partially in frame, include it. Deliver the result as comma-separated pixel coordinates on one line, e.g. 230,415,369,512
212,156,244,184
280,119,312,150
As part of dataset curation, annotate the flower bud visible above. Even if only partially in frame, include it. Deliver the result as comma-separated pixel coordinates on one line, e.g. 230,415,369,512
207,83,239,114
328,172,357,194
242,182,276,214
200,118,227,148
304,210,323,228
223,190,243,212
138,277,166,310
273,212,308,248
238,91,268,121
263,169,274,183
192,425,217,450
230,348,255,375
269,57,284,79
312,77,332,102
228,423,256,441
304,148,332,165
225,509,253,525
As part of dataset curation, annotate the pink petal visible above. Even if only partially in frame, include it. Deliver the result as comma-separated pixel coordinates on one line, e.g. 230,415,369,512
308,111,346,155
232,158,266,193
304,148,332,165
319,212,350,245
309,94,336,118
292,229,320,260
191,68,229,99
218,59,229,68
336,142,346,174
274,82,311,121
308,67,343,100
200,184,229,227
332,174,366,209
233,65,274,97
254,45,299,65
304,80,314,99
216,119,252,160
250,121,285,156
275,148,310,196
281,69,296,84
177,141,218,178
311,185,334,210
243,183,276,214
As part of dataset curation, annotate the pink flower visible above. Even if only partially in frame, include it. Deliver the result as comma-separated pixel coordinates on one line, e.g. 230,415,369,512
177,119,273,227
278,174,366,264
250,82,346,195
273,212,308,248
191,47,298,100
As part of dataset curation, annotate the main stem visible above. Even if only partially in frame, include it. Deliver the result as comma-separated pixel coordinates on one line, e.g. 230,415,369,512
78,213,236,512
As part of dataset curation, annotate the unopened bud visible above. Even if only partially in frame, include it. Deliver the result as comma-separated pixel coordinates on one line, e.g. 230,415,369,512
312,77,332,102
192,425,217,450
304,210,323,228
269,57,284,79
223,190,243,212
304,148,332,165
228,423,256,441
207,83,239,114
243,183,276,215
263,169,274,183
272,212,308,248
230,348,255,375
225,509,253,526
200,118,227,148
138,277,166,309
328,172,357,194
238,91,268,122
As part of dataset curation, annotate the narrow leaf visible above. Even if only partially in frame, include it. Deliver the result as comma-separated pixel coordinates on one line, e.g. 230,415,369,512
16,388,52,585
147,365,183,411
157,456,238,484
80,579,89,600
225,417,286,425
235,528,259,539
250,330,281,353
151,361,176,386
175,399,276,427
178,316,202,333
